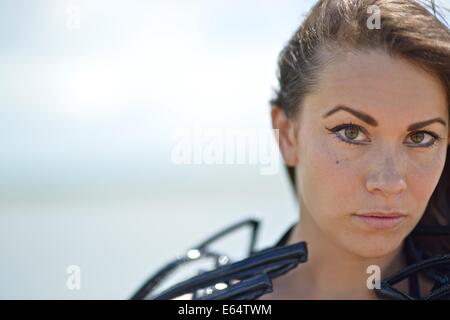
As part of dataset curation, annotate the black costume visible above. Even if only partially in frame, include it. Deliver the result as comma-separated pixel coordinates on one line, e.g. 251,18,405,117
131,219,450,300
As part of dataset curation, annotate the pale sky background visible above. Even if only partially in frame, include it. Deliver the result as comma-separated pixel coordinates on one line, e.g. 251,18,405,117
0,0,448,299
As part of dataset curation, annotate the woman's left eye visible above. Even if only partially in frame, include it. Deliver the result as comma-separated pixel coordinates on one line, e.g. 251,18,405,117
405,131,440,147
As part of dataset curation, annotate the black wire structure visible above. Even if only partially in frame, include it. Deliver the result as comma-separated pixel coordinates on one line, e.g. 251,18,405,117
131,219,450,300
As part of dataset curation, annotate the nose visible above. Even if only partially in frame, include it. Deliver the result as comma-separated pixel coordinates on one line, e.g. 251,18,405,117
365,152,407,197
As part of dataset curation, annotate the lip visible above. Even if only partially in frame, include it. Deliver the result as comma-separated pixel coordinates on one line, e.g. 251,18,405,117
353,211,407,229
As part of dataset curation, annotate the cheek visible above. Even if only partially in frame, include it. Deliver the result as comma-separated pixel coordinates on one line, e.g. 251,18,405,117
297,138,359,220
404,148,447,214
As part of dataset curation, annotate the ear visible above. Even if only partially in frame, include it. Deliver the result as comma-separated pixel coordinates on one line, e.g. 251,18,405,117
271,106,299,167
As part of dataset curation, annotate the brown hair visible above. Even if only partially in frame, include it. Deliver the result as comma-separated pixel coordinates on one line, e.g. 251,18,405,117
271,0,450,256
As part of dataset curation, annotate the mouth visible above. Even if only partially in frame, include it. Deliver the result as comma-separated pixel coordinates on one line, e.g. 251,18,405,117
352,211,407,230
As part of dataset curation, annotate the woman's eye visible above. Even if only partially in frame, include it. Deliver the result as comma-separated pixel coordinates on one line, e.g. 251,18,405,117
405,131,440,147
327,123,369,145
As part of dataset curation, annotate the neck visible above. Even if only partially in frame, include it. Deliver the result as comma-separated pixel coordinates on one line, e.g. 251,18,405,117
280,211,407,299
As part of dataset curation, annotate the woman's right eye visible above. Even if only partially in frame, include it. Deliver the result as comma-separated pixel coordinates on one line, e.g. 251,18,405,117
326,123,370,145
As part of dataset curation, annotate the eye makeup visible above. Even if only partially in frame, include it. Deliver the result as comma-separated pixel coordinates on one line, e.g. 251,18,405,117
325,122,442,148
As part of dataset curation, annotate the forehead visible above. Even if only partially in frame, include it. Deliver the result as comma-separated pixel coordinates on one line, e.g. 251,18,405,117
305,50,448,122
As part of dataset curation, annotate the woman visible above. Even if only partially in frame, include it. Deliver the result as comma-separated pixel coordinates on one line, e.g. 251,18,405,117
259,0,450,299
134,0,450,300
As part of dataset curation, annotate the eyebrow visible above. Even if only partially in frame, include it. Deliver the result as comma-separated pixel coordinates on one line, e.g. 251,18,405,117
322,105,447,131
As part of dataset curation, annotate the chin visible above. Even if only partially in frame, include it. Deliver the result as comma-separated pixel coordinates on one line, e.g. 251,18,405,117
343,233,406,259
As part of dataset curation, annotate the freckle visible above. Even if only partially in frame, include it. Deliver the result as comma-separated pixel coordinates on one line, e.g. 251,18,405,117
336,160,340,164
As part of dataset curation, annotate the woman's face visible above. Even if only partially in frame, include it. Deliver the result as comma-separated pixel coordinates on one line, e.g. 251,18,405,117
285,50,450,258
